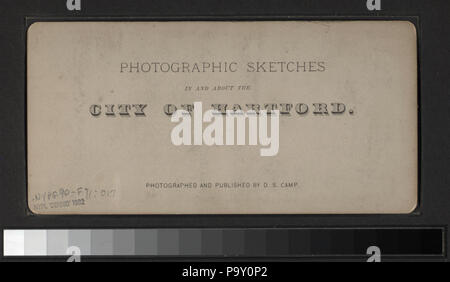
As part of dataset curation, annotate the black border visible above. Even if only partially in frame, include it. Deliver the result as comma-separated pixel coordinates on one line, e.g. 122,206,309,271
1,0,449,262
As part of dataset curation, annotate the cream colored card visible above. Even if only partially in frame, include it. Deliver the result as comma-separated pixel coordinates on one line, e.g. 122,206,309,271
27,21,418,214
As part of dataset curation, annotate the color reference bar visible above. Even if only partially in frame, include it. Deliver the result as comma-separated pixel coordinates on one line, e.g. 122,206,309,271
3,228,444,257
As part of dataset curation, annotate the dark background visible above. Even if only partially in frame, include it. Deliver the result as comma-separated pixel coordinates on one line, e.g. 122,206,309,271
0,0,449,262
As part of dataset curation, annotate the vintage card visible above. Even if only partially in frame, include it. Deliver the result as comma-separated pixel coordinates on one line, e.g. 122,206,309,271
27,21,417,214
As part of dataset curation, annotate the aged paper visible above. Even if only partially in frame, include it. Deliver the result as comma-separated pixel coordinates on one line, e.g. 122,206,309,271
27,21,418,214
